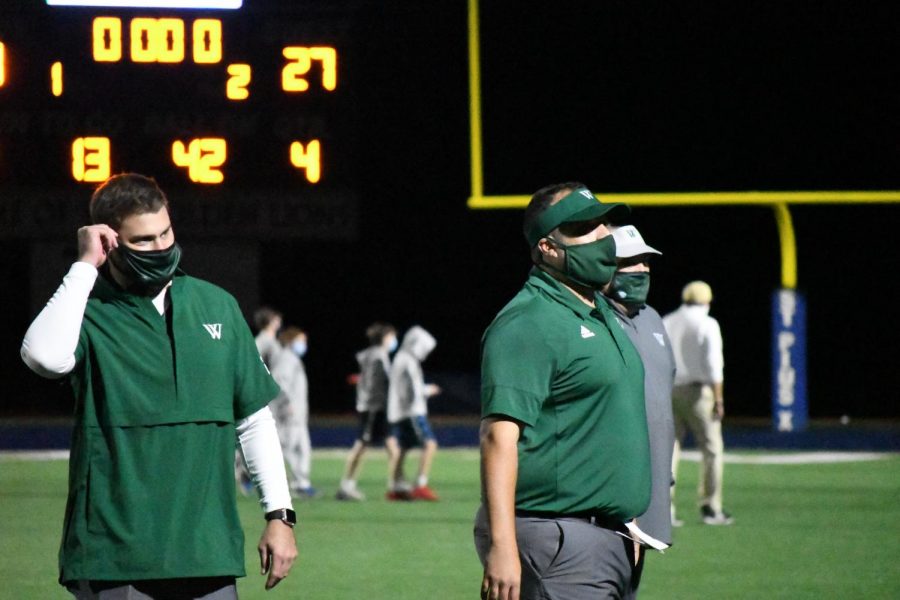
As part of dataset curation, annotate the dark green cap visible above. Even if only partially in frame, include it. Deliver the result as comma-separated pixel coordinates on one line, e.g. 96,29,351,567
525,188,629,247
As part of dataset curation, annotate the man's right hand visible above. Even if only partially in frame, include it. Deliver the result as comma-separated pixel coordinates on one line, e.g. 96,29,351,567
77,224,118,268
258,519,298,590
481,543,521,600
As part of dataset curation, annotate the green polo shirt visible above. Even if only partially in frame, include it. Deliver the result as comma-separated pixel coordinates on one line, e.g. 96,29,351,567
481,268,650,519
60,271,280,585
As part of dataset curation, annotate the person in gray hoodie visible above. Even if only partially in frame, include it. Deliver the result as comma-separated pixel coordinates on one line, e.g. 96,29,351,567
386,325,442,501
336,322,398,501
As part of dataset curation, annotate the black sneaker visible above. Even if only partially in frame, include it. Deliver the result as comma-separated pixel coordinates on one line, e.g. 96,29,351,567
701,505,734,525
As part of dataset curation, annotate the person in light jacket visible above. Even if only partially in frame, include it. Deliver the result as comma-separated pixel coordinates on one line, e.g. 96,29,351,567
270,326,317,498
386,325,441,501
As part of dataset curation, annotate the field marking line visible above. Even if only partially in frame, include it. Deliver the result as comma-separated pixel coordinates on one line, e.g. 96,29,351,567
0,450,70,461
2,448,894,464
680,450,893,464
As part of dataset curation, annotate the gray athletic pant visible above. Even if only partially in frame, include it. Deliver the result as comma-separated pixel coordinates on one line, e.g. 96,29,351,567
68,577,238,600
474,505,641,599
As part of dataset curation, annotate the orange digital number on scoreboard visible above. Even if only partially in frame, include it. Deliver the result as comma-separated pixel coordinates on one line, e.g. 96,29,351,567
226,63,251,100
193,19,223,64
130,18,185,63
92,17,222,65
282,47,337,92
51,62,64,96
0,41,7,87
172,138,227,184
72,137,111,183
290,140,321,183
92,17,123,62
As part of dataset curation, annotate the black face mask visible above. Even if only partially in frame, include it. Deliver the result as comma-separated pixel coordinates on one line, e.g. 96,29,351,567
110,243,182,294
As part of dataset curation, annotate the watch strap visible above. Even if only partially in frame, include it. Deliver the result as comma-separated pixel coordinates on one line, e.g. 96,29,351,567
264,508,296,527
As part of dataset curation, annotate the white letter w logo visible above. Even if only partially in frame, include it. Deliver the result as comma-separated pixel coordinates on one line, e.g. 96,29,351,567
203,323,223,340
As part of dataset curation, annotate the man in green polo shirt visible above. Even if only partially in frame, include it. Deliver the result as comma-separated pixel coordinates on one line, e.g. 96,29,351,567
21,173,298,598
474,182,650,600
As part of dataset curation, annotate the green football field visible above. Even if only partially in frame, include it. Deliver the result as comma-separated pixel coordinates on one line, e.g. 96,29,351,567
1,449,898,599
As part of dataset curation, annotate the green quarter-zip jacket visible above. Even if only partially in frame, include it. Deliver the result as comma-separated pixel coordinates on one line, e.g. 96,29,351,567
60,271,279,584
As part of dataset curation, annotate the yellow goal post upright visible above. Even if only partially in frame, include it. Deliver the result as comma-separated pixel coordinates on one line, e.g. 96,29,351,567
465,0,900,431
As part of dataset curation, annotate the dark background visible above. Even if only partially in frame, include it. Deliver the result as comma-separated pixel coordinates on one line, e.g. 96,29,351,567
1,1,898,421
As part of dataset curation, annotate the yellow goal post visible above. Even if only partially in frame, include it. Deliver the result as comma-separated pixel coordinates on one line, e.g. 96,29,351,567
465,0,900,290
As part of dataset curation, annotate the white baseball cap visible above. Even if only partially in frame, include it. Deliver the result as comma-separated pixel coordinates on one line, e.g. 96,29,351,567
611,225,661,258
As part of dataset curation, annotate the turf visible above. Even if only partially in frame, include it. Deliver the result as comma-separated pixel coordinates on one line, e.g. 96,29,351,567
1,449,898,599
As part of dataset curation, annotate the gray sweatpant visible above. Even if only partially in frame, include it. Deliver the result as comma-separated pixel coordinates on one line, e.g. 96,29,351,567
474,505,641,599
68,578,238,600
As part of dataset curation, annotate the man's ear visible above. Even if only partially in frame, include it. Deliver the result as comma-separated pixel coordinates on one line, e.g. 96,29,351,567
537,238,559,260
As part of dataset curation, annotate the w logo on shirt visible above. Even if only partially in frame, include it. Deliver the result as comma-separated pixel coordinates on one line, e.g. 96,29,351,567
202,323,223,340
580,325,596,339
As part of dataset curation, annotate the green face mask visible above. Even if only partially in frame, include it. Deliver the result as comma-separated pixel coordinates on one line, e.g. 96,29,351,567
546,235,618,289
609,271,651,306
111,242,182,293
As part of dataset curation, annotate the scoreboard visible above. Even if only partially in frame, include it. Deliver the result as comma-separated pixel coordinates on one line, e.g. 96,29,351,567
0,0,361,239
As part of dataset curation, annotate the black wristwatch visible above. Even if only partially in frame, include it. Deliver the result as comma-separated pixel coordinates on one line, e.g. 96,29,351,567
264,508,297,528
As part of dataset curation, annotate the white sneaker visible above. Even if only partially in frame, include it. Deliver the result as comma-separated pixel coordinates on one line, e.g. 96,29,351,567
336,487,366,501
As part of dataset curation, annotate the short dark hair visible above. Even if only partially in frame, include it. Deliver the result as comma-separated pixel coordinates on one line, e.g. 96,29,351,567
366,322,396,346
90,173,169,230
253,306,282,331
522,181,586,246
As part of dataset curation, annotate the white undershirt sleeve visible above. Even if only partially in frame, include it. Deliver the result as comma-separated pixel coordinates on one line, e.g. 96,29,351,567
20,262,99,379
236,406,293,513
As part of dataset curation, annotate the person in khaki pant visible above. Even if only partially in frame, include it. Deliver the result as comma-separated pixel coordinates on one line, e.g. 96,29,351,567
663,281,734,526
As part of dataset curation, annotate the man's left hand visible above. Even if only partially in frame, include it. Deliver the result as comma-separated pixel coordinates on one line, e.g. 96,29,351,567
258,520,298,590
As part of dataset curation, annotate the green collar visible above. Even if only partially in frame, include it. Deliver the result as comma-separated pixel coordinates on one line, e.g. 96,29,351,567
528,267,599,319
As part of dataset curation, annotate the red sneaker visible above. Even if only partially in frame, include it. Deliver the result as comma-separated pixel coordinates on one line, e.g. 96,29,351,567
385,490,412,501
410,485,439,501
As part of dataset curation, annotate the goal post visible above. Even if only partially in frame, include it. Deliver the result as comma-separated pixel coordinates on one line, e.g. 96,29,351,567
466,0,900,431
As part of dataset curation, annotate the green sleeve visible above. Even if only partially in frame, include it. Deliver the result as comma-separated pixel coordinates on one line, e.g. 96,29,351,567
480,318,554,427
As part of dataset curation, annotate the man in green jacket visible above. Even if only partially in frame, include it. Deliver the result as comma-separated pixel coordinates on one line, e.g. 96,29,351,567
22,173,298,599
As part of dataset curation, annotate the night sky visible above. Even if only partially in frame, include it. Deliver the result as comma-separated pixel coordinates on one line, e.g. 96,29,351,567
1,1,898,420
